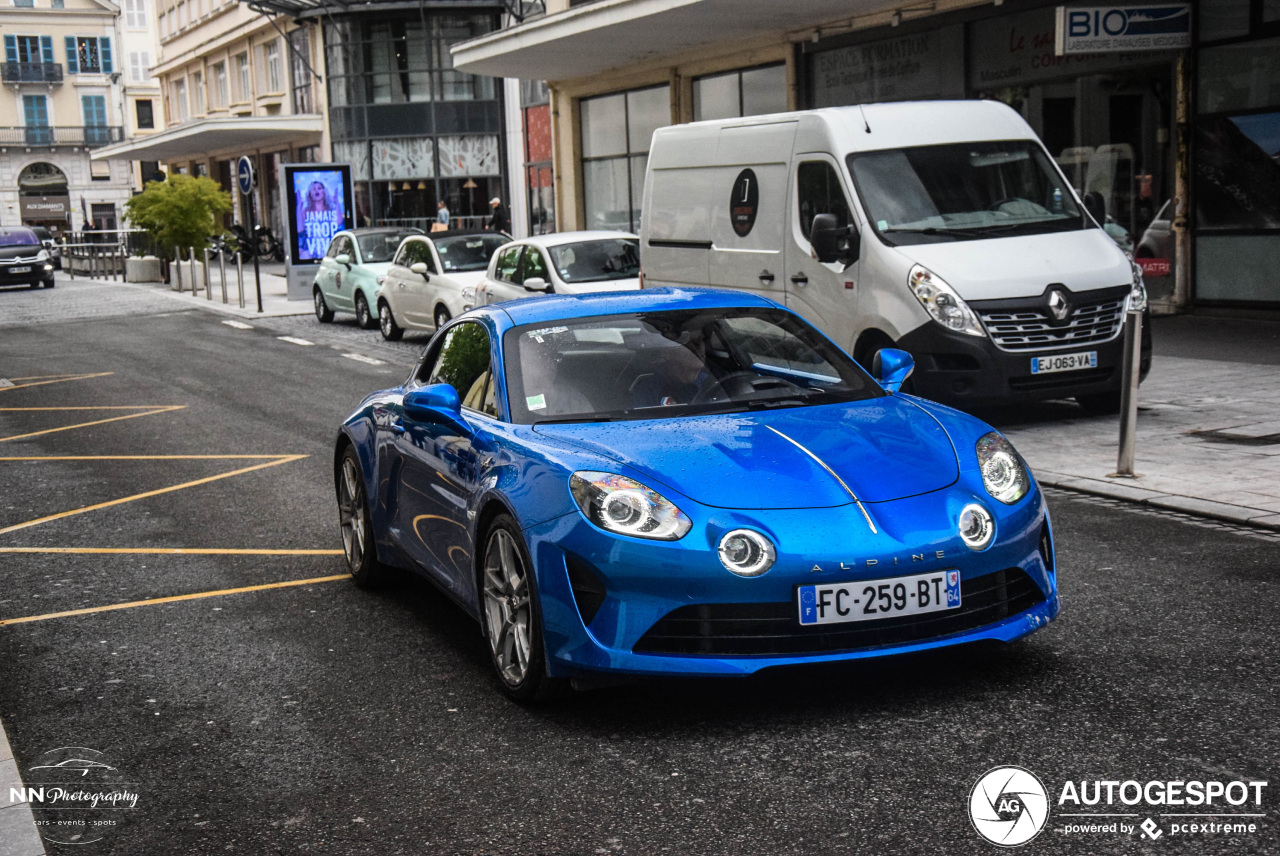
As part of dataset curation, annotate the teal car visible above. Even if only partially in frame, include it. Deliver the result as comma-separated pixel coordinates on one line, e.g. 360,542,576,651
313,227,423,328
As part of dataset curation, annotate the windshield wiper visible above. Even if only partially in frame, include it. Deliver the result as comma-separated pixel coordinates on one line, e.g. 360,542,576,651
881,226,990,239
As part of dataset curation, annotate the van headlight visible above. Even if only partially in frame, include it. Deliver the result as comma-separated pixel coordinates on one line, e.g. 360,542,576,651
1126,255,1148,312
976,432,1029,504
908,265,985,337
570,471,691,540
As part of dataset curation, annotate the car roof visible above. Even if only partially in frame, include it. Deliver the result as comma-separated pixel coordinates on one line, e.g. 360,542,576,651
483,287,778,329
518,230,637,248
418,229,506,240
341,227,423,238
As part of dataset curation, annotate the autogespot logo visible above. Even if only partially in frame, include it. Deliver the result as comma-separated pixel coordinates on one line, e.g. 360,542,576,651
969,766,1051,847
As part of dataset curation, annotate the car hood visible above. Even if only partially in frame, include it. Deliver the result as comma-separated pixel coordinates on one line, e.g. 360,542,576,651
0,246,43,261
532,397,958,509
898,228,1130,300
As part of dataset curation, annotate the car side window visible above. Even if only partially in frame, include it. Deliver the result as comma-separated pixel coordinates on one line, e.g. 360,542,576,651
420,242,439,274
419,322,498,417
521,247,549,283
325,236,343,259
797,161,852,241
494,245,524,284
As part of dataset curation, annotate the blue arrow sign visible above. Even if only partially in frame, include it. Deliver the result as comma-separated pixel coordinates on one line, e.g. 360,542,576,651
237,157,255,196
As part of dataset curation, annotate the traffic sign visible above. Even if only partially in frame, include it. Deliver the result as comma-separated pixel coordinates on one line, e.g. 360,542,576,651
237,157,255,196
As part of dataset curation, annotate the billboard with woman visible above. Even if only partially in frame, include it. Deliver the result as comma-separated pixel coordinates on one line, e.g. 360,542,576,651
284,164,354,264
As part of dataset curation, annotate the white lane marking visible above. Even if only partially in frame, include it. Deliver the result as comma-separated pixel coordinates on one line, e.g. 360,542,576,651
342,353,386,366
222,320,254,329
277,336,314,346
0,379,14,388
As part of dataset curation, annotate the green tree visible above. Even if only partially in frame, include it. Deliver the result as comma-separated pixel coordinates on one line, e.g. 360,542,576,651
124,174,232,259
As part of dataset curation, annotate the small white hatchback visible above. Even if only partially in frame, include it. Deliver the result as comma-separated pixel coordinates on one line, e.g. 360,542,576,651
474,231,640,307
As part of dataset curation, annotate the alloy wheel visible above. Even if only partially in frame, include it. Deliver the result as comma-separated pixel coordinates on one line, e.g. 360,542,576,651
337,456,366,571
483,529,532,687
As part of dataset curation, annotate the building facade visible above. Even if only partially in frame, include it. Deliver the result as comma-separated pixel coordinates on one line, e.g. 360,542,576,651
1,0,161,235
93,0,327,240
454,0,1280,312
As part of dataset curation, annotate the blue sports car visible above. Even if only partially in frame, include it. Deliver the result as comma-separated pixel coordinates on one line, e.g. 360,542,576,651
334,288,1059,700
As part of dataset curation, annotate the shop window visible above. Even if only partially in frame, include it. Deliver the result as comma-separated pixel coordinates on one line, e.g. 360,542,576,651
693,65,786,122
91,203,117,232
1198,36,1280,115
580,85,669,233
1194,112,1280,231
1199,0,1252,43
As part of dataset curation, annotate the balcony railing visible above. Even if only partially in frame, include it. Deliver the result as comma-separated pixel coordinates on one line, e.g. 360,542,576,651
0,126,123,147
1,62,64,84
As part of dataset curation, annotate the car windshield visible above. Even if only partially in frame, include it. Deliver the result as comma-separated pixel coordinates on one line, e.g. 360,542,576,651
847,140,1085,245
504,307,883,425
0,229,39,247
434,235,508,272
358,230,419,263
547,238,640,283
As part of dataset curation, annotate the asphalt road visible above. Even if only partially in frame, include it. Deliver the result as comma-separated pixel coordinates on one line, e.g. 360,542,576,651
0,279,1277,855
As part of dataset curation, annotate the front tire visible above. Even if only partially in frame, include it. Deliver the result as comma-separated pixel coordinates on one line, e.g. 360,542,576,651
314,289,334,323
378,301,403,341
355,293,374,329
479,515,567,702
336,446,391,588
433,305,451,330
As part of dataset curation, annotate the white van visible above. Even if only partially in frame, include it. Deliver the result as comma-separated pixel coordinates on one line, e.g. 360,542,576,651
640,100,1151,413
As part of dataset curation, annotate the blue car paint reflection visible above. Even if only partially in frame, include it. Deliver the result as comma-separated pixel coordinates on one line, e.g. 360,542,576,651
335,288,1058,683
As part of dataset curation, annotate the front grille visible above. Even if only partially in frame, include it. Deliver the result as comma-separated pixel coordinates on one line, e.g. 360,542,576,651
633,568,1045,657
979,296,1125,352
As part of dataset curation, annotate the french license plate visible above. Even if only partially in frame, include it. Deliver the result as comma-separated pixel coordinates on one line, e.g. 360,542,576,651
8,266,31,274
797,570,961,626
1030,350,1096,374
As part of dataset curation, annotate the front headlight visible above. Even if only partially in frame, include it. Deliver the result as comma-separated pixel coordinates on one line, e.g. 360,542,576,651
908,264,985,337
570,471,691,540
976,432,1029,504
1126,255,1148,312
36,249,49,261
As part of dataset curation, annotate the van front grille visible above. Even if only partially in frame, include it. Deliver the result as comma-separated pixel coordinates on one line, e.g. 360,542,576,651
979,297,1125,352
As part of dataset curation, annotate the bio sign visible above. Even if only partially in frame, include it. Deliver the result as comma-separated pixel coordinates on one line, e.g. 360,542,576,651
1054,5,1190,55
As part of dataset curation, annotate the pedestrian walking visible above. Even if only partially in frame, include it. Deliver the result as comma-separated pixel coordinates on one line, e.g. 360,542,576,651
435,200,451,232
488,197,510,234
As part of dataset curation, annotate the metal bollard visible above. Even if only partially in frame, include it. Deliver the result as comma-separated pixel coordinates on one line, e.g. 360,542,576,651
218,249,228,303
203,248,212,300
173,247,183,292
235,253,245,309
1114,309,1144,477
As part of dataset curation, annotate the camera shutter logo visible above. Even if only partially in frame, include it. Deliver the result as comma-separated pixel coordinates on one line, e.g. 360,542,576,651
969,766,1050,847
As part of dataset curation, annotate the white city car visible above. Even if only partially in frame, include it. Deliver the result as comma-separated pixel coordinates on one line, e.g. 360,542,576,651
474,231,641,307
376,230,510,340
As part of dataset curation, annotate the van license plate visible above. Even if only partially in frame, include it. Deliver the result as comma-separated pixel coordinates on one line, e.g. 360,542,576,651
797,570,961,626
8,266,31,274
1031,351,1096,375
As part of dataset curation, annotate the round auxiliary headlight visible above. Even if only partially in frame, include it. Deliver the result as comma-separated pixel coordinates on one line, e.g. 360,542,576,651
717,529,776,577
958,504,994,551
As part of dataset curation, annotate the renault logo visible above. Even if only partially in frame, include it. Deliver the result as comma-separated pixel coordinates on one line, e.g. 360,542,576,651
1046,288,1072,322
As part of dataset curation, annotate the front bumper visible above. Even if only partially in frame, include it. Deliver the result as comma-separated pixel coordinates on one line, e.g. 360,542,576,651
0,263,54,286
526,485,1058,678
897,306,1152,410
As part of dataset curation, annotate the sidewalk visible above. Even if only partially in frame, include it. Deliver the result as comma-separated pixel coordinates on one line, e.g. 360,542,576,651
79,260,313,319
999,317,1280,530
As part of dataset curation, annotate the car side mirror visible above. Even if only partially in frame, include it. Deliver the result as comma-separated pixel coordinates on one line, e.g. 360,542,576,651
522,276,550,293
409,261,430,281
403,383,461,424
335,253,351,268
811,213,860,267
872,348,914,393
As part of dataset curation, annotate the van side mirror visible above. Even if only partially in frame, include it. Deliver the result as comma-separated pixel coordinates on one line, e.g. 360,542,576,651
872,348,914,393
811,214,860,267
403,383,461,423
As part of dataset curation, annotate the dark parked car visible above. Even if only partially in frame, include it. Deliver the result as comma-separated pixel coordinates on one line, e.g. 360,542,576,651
0,227,56,289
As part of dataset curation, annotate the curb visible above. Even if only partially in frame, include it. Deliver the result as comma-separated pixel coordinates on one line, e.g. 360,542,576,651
1037,473,1280,533
0,716,47,856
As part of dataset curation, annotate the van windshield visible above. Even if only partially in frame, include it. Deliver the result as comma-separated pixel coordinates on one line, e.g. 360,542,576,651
847,141,1086,245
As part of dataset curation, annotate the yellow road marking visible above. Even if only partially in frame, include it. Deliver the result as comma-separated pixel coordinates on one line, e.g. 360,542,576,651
0,575,348,627
0,406,186,411
0,454,307,536
0,372,113,392
6,374,90,381
0,547,342,555
0,406,185,443
0,455,290,461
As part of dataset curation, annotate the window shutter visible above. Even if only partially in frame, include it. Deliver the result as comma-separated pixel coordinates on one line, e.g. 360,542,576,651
99,38,112,74
65,36,78,73
4,36,17,65
40,36,54,64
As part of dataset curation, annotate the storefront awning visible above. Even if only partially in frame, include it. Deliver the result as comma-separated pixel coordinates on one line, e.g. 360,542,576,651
90,115,324,162
451,0,905,81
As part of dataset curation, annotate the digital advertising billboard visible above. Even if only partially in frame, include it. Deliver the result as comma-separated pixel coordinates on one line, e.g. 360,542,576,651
283,163,354,265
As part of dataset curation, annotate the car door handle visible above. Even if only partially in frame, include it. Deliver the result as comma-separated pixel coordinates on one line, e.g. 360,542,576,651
791,273,809,286
758,269,775,284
